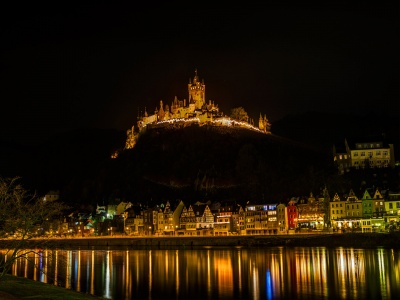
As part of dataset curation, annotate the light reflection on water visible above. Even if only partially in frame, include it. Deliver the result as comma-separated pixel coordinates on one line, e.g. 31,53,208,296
2,246,400,299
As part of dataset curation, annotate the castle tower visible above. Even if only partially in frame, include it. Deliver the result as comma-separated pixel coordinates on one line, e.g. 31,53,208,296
258,113,264,131
188,69,206,110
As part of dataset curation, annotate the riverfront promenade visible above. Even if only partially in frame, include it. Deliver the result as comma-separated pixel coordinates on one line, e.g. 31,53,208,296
3,232,400,249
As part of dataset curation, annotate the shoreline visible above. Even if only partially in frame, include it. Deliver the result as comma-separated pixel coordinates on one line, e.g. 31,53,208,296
2,232,400,249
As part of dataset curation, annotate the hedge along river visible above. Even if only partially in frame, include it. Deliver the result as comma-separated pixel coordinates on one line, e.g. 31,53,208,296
2,244,400,299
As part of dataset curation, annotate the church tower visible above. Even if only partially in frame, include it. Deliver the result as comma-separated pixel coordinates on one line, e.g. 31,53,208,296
188,69,206,110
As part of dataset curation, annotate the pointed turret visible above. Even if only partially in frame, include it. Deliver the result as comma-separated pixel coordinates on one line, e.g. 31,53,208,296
188,69,205,110
259,113,264,130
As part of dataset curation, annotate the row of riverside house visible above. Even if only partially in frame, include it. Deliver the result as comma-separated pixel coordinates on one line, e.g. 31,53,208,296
59,186,398,237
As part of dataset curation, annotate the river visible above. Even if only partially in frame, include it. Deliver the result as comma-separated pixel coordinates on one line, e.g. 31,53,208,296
2,246,400,299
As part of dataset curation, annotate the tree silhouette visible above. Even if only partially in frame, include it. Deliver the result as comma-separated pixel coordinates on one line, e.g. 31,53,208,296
0,177,67,281
230,107,249,122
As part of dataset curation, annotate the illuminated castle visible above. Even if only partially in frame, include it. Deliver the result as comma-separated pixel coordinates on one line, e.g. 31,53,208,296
124,70,270,150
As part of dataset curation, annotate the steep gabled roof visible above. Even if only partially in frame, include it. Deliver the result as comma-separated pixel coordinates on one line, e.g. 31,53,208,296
361,189,373,200
332,193,342,202
346,189,359,201
373,188,384,199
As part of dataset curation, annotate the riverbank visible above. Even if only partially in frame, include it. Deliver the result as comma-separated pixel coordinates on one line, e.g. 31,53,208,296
2,232,400,249
0,275,105,300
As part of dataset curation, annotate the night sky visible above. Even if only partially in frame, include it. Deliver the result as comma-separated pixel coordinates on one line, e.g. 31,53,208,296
1,2,399,146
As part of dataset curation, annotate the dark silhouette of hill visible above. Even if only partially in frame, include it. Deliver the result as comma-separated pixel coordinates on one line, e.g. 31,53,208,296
101,123,332,206
2,111,400,208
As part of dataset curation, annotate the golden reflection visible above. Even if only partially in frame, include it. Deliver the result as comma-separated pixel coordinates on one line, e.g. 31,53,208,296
215,251,233,298
392,249,400,284
54,250,58,286
23,252,28,278
238,250,242,295
338,248,347,298
66,250,72,289
165,250,169,286
33,251,38,281
76,250,81,292
377,248,389,298
293,248,329,297
335,248,367,299
149,250,152,295
135,250,139,289
207,250,211,298
175,250,179,296
251,259,259,299
104,250,111,299
125,250,131,298
90,250,94,295
268,248,283,299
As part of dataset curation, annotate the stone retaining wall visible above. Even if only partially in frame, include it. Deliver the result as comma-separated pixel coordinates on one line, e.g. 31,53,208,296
3,233,399,249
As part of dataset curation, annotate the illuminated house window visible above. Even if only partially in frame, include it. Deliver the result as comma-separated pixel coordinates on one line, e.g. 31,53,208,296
354,152,359,157
361,152,365,156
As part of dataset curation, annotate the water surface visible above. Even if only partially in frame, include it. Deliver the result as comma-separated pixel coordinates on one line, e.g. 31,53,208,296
3,246,400,299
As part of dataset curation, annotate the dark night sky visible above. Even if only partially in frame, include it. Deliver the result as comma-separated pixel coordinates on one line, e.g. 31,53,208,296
1,2,399,146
